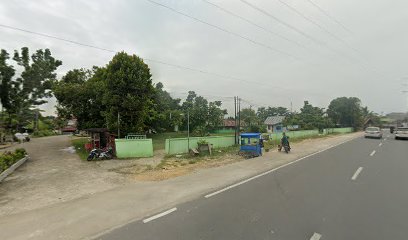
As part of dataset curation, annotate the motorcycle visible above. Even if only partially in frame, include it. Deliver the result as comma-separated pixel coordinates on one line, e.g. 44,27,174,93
87,147,113,161
278,143,291,153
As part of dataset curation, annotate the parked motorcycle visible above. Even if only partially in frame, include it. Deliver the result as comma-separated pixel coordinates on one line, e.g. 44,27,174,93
87,147,113,161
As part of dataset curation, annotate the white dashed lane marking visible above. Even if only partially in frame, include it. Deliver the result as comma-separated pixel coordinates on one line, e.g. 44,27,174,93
370,150,376,156
351,167,364,181
143,208,177,223
310,232,322,240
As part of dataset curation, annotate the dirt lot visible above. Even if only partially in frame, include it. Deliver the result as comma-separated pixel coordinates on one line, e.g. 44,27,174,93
0,135,139,216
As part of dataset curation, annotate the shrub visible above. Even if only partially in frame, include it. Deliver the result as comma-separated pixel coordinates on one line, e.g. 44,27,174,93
0,148,27,173
197,139,208,145
33,130,56,137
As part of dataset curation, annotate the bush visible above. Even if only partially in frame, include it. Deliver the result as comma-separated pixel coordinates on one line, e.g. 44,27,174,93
0,148,27,173
197,139,209,145
33,130,56,137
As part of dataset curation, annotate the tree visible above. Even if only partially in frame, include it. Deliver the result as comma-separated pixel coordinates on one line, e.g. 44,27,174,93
0,47,62,129
256,106,289,124
148,82,182,132
327,97,363,128
0,49,15,112
181,91,227,134
240,108,258,129
298,101,326,130
101,52,156,136
207,101,227,131
53,68,106,130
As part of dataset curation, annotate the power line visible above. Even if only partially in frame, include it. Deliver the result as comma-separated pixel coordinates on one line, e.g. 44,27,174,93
305,0,354,35
0,23,327,97
0,24,116,53
201,0,306,49
239,0,324,46
145,0,300,60
276,0,358,53
239,1,387,77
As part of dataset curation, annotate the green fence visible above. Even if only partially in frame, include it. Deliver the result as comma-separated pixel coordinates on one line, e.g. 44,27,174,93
115,139,153,158
332,127,354,133
268,128,354,144
165,136,235,154
268,130,319,144
211,129,235,134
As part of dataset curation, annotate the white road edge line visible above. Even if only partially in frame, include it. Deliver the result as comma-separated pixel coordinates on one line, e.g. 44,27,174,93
379,142,382,147
370,150,376,156
143,207,177,223
351,167,363,181
310,232,322,240
205,137,358,198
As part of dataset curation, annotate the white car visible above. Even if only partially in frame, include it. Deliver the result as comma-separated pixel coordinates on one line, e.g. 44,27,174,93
395,127,408,140
364,127,382,139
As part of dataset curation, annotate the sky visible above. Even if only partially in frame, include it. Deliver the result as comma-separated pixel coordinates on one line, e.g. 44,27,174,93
1,0,408,116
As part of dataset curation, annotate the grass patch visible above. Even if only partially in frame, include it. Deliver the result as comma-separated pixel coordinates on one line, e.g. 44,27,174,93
71,137,89,160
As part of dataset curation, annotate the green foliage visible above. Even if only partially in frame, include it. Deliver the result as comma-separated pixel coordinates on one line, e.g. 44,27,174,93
0,148,26,173
0,47,61,128
327,97,363,128
181,91,227,132
32,129,55,137
283,101,329,130
148,82,182,132
193,126,209,137
197,139,209,145
54,52,156,136
251,125,267,133
71,138,90,161
102,52,155,136
256,107,289,123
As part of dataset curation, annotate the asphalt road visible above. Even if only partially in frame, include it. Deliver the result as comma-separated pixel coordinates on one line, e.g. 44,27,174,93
99,131,408,240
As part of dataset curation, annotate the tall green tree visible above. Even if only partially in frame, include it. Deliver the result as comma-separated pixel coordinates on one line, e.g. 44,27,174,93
256,106,289,124
148,82,182,132
102,52,156,135
181,91,226,134
0,49,15,112
53,68,106,129
0,47,62,128
240,108,258,127
298,101,326,130
327,97,363,128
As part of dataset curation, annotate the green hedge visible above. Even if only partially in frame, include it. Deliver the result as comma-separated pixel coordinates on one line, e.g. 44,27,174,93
0,148,27,173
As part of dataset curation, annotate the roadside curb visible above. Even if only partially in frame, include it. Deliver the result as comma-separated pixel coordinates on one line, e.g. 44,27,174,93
0,156,29,182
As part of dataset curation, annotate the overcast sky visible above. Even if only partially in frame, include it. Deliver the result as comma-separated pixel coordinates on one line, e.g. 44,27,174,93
1,0,408,116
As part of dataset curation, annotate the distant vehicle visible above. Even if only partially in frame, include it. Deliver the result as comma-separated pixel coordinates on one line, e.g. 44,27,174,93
395,127,408,140
364,127,382,139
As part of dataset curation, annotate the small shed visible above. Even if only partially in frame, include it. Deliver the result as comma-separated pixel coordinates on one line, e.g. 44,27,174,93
264,116,285,133
85,128,116,153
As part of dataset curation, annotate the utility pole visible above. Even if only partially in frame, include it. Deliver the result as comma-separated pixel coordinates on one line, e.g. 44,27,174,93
187,109,190,151
238,97,241,137
117,112,120,139
234,96,237,144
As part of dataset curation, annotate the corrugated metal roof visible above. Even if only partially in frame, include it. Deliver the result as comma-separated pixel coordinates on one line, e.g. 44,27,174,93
264,116,285,125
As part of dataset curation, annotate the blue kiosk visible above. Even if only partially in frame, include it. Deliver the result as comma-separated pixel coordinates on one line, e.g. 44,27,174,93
239,133,263,158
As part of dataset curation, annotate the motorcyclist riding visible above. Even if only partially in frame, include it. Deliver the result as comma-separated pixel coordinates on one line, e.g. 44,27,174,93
281,132,290,152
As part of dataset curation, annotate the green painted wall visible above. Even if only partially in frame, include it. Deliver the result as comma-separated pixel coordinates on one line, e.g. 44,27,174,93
332,127,354,133
115,139,153,158
165,136,235,154
268,130,319,144
268,128,354,144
